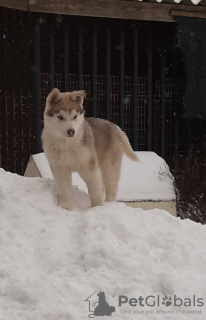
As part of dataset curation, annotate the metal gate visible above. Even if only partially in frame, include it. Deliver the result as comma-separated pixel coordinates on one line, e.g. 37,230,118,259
0,7,185,175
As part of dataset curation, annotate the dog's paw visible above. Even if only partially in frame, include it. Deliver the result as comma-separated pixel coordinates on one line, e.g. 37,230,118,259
59,200,73,211
105,195,116,202
90,200,104,207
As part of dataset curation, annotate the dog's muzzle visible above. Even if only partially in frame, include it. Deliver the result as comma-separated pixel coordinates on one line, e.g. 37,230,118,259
67,129,75,137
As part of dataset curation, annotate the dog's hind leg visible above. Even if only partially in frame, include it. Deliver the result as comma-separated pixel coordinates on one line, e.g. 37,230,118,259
51,166,73,210
78,165,104,207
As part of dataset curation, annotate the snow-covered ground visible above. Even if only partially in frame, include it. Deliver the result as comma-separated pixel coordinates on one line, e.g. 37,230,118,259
0,168,206,320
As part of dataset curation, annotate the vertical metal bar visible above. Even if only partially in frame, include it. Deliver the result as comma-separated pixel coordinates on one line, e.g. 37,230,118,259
63,16,69,92
33,15,42,154
27,12,33,164
4,8,15,173
1,8,9,171
14,11,23,174
119,22,124,129
78,22,83,89
8,9,15,172
92,20,97,117
173,37,179,169
147,22,152,151
133,26,139,151
49,16,55,91
160,30,166,159
0,9,4,169
105,24,111,121
22,12,29,173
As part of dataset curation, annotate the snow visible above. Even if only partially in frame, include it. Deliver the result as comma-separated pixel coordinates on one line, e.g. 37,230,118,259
32,152,176,202
0,168,206,319
189,0,202,4
139,0,202,4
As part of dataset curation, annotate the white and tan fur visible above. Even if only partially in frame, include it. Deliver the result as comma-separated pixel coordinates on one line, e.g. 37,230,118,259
42,88,139,210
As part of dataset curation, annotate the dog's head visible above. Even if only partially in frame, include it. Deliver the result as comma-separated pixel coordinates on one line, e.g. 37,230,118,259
44,88,86,138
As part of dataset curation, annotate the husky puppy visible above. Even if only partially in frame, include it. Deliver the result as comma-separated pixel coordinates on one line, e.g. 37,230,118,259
42,88,139,210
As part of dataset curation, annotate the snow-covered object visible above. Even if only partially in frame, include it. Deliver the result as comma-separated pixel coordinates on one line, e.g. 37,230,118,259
181,0,201,4
30,151,175,202
0,168,205,320
138,0,202,4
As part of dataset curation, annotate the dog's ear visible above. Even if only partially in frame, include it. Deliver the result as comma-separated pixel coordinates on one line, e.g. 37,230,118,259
46,88,61,116
47,88,61,105
71,90,86,108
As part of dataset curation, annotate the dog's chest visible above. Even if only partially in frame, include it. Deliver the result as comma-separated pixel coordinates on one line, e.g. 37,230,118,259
45,138,88,171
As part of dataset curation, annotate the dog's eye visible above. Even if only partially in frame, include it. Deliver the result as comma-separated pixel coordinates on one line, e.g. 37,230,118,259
73,114,77,120
57,115,64,120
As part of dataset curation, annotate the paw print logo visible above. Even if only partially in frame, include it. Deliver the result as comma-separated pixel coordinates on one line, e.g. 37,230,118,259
162,296,172,307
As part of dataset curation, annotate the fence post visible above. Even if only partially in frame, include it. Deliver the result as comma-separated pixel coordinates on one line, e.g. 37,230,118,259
119,21,125,129
78,21,83,89
33,15,42,154
49,15,55,91
92,20,97,117
133,26,139,151
105,24,111,121
160,29,166,159
173,38,180,169
63,16,69,92
147,22,152,151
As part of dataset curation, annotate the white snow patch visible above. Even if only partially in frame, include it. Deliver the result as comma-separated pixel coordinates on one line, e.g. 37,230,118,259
138,0,202,4
0,168,206,319
191,0,202,4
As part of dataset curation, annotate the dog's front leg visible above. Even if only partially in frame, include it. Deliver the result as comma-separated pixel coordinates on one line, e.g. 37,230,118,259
51,166,73,210
78,166,104,207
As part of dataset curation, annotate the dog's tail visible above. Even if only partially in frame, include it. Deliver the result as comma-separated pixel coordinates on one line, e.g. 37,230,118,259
118,128,140,162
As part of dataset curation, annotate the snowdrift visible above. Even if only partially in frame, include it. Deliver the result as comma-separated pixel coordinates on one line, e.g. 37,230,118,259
0,168,205,320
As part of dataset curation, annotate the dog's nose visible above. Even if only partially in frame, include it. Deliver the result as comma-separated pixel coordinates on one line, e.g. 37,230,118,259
67,129,75,137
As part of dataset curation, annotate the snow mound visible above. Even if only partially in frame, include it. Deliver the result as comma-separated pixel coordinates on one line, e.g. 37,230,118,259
0,168,205,319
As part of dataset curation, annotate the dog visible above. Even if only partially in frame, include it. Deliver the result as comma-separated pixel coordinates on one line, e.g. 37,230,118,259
42,88,139,210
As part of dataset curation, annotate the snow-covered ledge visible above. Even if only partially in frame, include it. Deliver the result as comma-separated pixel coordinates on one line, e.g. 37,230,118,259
24,152,176,216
